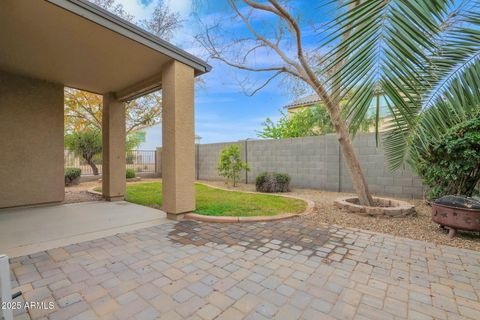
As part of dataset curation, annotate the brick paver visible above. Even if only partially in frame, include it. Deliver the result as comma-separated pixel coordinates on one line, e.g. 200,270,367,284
8,218,480,319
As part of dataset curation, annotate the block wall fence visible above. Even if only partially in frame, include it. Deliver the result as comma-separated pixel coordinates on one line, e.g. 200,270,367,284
157,133,426,199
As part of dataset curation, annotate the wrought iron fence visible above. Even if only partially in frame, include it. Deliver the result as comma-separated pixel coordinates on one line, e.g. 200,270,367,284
126,150,156,173
64,150,156,176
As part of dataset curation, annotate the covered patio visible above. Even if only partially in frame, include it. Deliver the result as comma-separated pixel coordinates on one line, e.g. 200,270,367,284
0,0,211,218
0,201,167,258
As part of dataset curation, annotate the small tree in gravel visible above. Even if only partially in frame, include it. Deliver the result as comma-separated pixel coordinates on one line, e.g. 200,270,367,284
217,145,250,187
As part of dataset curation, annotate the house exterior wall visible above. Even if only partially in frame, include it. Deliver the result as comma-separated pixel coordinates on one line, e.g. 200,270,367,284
0,71,64,208
286,105,311,115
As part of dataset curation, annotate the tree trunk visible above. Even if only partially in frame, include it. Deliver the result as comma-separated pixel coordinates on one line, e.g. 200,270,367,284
302,43,374,206
314,88,374,206
336,120,374,206
86,158,99,176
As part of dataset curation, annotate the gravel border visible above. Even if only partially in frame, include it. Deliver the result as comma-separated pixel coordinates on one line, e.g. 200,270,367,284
64,181,102,204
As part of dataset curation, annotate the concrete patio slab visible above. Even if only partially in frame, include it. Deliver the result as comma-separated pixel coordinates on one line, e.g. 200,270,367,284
7,218,480,320
0,201,166,257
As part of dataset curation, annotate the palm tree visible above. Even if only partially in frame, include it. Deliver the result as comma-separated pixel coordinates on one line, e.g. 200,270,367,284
325,0,480,171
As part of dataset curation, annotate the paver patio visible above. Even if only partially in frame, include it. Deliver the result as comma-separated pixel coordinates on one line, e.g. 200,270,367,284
9,218,480,320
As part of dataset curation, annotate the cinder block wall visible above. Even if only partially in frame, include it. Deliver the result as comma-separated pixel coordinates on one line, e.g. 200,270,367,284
0,71,64,208
338,134,425,198
196,133,425,199
197,141,245,182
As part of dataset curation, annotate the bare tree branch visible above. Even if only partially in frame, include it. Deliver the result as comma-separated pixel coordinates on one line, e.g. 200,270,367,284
140,1,182,41
246,70,284,96
197,24,299,78
227,0,304,74
267,0,334,109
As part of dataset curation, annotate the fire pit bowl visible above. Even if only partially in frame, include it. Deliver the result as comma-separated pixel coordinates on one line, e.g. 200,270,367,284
432,195,480,239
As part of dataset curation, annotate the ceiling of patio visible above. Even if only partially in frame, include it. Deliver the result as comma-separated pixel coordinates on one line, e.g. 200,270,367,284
0,0,210,100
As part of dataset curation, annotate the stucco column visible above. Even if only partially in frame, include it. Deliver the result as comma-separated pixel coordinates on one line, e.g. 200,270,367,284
162,61,195,219
102,93,126,201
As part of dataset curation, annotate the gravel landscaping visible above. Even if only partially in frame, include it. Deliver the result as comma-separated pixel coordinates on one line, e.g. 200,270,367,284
64,180,102,203
202,180,480,251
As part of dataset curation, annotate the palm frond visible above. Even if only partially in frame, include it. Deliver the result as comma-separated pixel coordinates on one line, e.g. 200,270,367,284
384,2,480,169
324,0,480,170
325,0,451,136
385,60,480,170
422,8,480,111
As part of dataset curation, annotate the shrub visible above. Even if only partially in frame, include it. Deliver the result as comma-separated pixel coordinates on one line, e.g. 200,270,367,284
126,168,136,179
65,167,81,186
217,144,250,187
416,116,480,200
256,172,291,193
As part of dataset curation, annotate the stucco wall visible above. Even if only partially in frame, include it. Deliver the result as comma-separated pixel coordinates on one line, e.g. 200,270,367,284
196,134,426,199
0,71,64,208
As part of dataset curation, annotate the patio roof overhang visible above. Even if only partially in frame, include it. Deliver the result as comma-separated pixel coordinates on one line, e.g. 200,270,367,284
0,0,211,101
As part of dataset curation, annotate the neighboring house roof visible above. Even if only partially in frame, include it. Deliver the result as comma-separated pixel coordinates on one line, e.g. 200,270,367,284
283,94,321,109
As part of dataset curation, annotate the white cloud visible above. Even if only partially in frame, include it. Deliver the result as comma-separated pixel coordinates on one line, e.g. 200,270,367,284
114,0,192,25
115,0,156,21
166,0,192,16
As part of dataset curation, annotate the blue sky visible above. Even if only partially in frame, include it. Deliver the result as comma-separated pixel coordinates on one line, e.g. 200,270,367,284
115,0,334,144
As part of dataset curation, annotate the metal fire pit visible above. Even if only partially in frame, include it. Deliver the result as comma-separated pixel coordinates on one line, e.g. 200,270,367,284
432,195,480,239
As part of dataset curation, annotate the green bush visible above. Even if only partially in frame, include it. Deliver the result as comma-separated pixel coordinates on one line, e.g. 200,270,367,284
256,172,291,193
416,116,480,200
126,168,136,179
64,167,81,186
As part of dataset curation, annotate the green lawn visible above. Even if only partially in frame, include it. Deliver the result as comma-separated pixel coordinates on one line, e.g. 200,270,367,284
96,182,306,217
